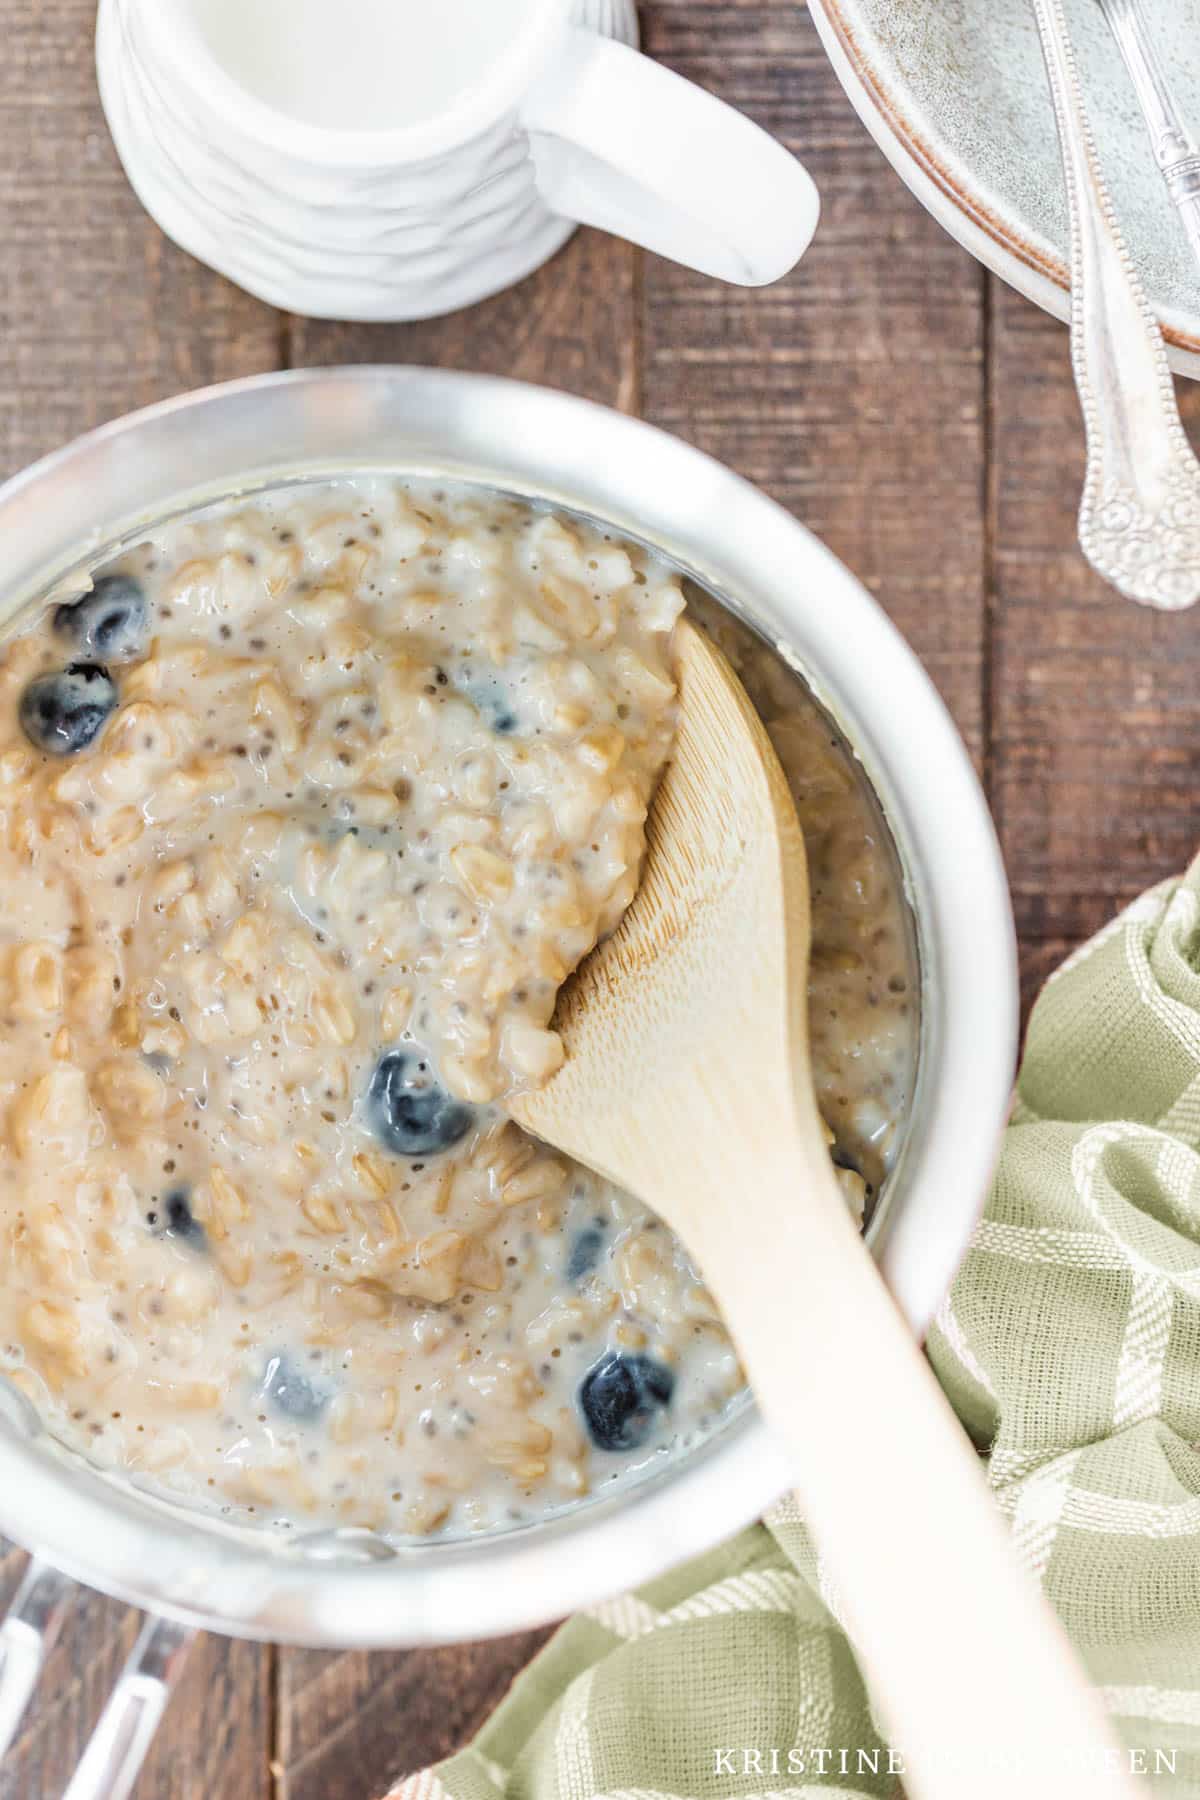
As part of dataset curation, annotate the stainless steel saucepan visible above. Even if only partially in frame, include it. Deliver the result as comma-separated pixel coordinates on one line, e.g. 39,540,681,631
0,367,1017,1797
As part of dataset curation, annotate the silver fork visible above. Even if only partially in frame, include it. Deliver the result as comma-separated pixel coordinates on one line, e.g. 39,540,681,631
1029,0,1200,608
1096,0,1200,272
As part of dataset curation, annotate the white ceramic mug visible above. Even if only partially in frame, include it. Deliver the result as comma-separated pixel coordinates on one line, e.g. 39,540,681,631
95,0,820,323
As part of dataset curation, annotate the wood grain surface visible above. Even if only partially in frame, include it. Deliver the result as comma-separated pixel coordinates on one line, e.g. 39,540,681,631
0,0,1195,1795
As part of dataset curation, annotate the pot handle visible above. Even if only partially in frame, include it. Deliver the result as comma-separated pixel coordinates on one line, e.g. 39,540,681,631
521,26,819,285
62,1612,196,1800
0,1557,74,1758
0,1560,195,1800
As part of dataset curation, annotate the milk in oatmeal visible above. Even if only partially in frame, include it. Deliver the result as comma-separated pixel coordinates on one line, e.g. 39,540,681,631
0,477,914,1539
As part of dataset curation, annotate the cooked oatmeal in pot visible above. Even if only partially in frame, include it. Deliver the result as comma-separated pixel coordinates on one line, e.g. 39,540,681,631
0,477,914,1539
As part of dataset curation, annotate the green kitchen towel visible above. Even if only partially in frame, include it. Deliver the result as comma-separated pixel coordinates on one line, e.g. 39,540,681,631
386,858,1200,1800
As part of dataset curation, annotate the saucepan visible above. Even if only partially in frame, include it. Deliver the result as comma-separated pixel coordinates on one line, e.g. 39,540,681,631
0,367,1017,1795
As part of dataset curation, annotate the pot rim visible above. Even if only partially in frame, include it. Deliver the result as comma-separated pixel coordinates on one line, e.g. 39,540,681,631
0,367,1017,1646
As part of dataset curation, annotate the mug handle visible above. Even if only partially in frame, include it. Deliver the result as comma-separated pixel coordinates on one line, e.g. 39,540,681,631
521,27,819,285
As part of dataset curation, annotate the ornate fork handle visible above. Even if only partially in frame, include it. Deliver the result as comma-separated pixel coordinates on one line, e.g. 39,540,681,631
1097,0,1200,271
1030,0,1200,609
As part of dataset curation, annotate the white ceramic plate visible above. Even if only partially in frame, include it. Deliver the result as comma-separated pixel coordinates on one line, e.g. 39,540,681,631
807,0,1200,377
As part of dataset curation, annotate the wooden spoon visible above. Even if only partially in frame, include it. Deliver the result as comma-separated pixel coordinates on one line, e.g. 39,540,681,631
513,619,1140,1800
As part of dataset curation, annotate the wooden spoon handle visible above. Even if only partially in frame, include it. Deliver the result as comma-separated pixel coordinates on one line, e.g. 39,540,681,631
693,1149,1141,1800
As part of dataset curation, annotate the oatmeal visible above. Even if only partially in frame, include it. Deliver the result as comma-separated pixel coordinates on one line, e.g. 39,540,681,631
0,478,914,1540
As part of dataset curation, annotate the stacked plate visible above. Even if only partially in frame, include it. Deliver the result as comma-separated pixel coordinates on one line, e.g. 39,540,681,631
808,0,1200,375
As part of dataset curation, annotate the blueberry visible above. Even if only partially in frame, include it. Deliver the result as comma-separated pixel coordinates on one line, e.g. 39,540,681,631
366,1051,474,1157
456,664,519,736
567,1226,605,1282
19,664,116,756
260,1352,330,1422
54,575,147,661
147,1185,205,1251
579,1352,675,1452
164,1187,205,1250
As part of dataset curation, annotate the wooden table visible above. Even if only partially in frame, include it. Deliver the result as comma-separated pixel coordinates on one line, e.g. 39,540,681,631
2,1,1199,1795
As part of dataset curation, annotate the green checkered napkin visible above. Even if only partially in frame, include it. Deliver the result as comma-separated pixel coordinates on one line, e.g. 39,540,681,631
388,856,1200,1800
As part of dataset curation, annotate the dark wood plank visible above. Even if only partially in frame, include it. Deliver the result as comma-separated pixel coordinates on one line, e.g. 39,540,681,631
0,1,282,479
279,1631,553,1800
989,279,1200,957
0,3,283,1796
639,0,988,764
137,1634,273,1800
289,227,637,410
